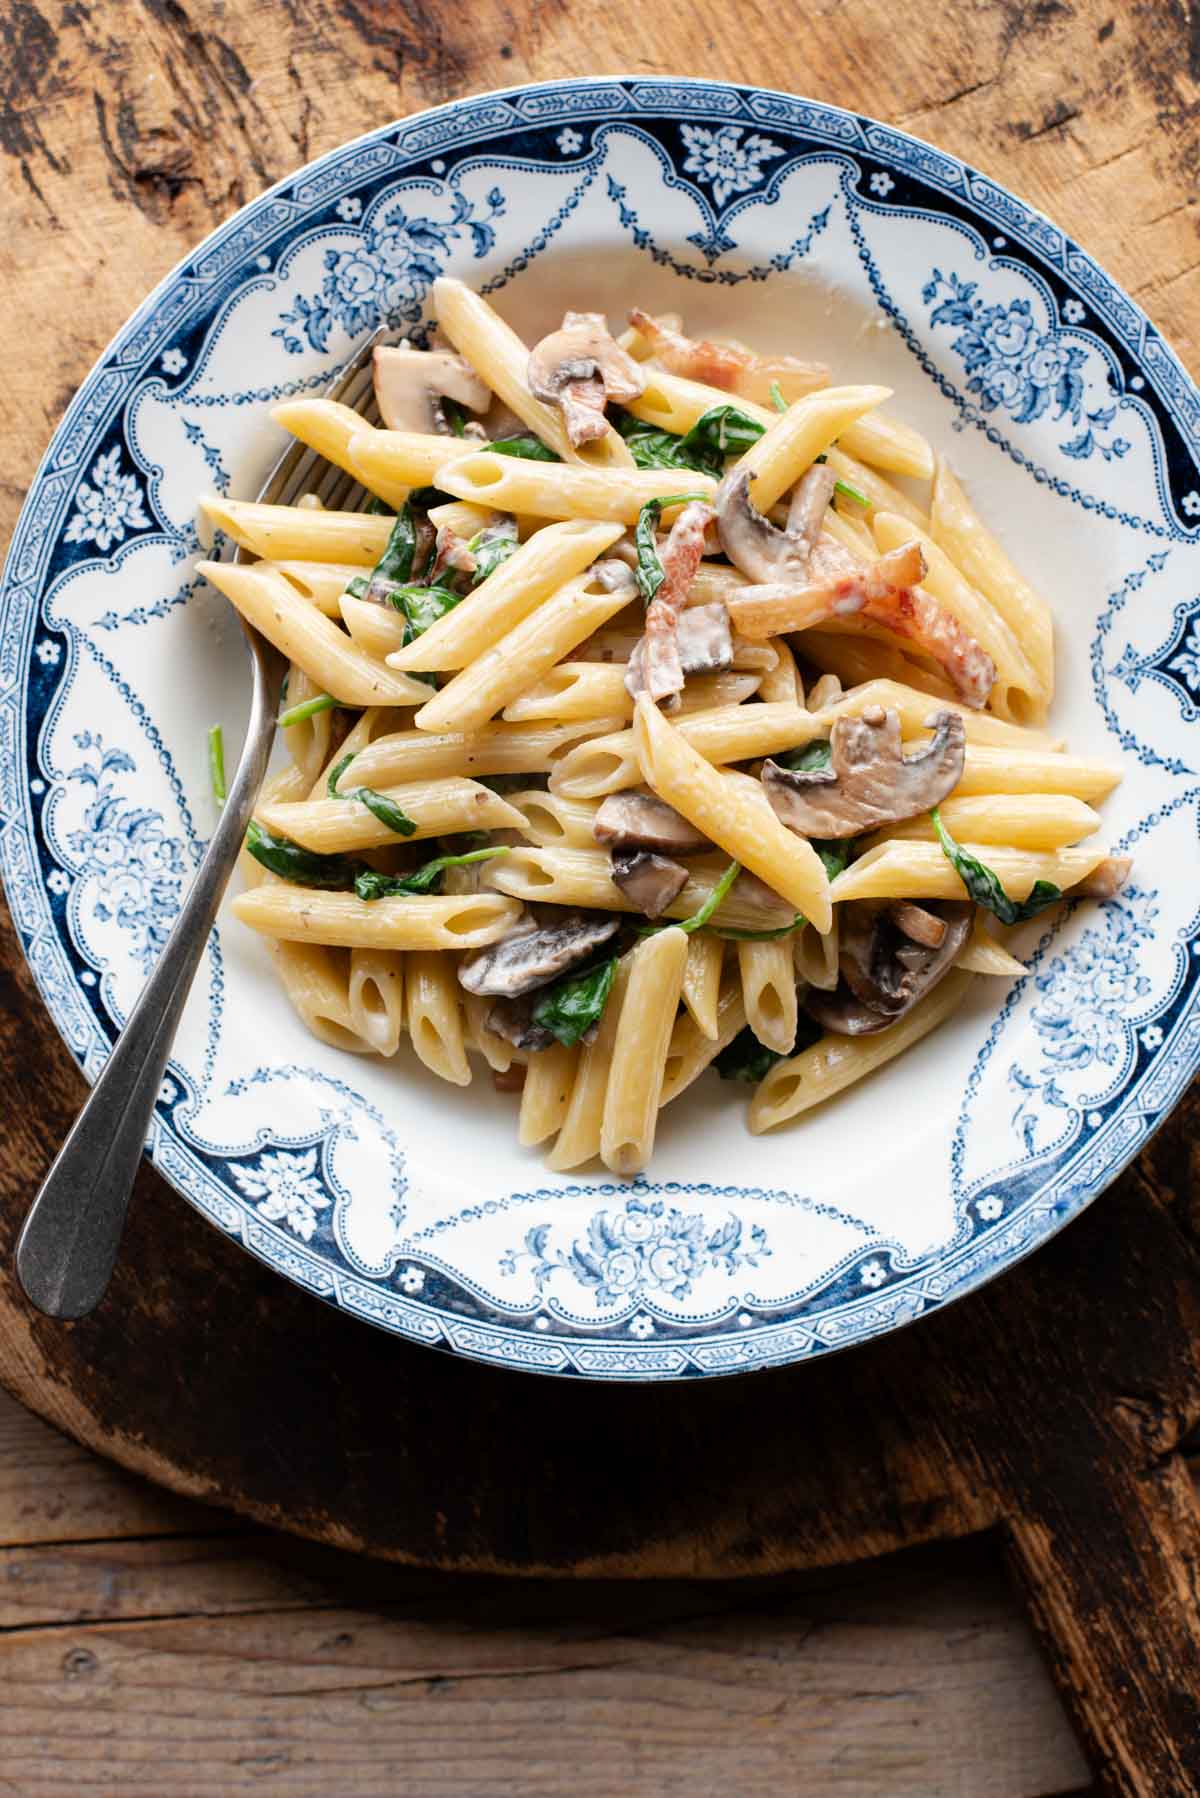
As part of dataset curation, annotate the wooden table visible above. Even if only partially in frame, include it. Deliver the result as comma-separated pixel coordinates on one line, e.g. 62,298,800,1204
2,3,1198,1792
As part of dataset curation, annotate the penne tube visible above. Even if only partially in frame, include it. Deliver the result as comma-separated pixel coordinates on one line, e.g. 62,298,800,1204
932,457,1053,695
952,746,1121,801
502,663,759,723
687,561,751,605
197,560,430,707
272,559,373,615
661,976,747,1103
806,671,844,712
871,511,1045,723
820,503,878,565
749,972,972,1132
339,592,411,660
519,1041,581,1146
272,941,376,1055
955,919,1028,978
386,519,624,672
634,697,832,932
412,570,634,735
433,276,634,468
622,366,932,481
486,845,796,932
305,705,387,801
347,949,406,1056
231,885,523,951
546,956,632,1170
426,500,501,539
757,636,803,706
602,926,689,1174
330,715,626,788
271,399,411,509
794,914,840,992
681,932,724,1040
506,789,600,849
280,664,341,784
406,951,471,1086
731,385,892,515
578,624,775,672
255,777,527,852
737,938,798,1056
800,628,958,704
862,793,1102,853
463,992,516,1072
829,841,1107,904
826,446,929,528
199,496,393,565
347,424,483,494
436,450,718,524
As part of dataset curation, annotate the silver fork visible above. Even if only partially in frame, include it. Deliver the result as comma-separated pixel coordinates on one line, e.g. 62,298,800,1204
16,333,387,1319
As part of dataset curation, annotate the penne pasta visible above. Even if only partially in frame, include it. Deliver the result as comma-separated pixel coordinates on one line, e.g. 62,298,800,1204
406,951,471,1086
232,885,524,951
255,776,528,852
518,1041,581,1146
749,972,972,1132
198,560,431,707
829,841,1107,904
661,976,748,1104
951,746,1120,801
272,399,411,509
200,496,394,565
863,793,1102,852
931,456,1054,696
339,591,410,660
336,716,626,788
731,384,891,514
505,789,600,850
412,569,635,735
346,423,480,494
634,696,832,932
681,932,724,1040
602,926,689,1174
826,446,929,528
436,450,719,524
547,956,632,1170
757,636,803,705
272,941,376,1055
486,845,797,932
272,559,373,615
386,519,624,672
347,949,407,1056
502,662,759,723
737,938,798,1055
955,918,1028,978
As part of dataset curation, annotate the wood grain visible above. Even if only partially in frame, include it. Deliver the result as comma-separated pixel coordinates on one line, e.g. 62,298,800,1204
2,1,1199,1793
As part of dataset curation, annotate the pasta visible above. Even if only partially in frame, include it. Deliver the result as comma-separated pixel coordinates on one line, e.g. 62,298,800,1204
201,281,1128,1168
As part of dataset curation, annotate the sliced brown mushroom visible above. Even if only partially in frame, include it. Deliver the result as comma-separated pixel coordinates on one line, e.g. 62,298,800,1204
804,899,972,1035
1070,855,1132,899
527,311,646,447
373,343,491,435
763,706,966,840
485,993,556,1052
628,309,828,406
715,465,835,584
889,901,947,950
610,848,689,918
593,789,712,856
591,557,640,596
675,601,733,675
458,911,619,999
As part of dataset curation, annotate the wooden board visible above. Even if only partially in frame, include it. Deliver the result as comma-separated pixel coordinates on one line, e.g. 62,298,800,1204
2,2,1200,1791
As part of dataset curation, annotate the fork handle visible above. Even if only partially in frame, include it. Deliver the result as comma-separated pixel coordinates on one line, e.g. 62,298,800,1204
16,649,286,1319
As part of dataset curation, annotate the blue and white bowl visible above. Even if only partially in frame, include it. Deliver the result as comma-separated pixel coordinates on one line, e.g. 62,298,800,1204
4,78,1198,1380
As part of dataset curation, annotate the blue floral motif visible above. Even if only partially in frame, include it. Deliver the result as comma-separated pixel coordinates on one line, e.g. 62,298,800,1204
679,123,783,208
229,1146,329,1241
923,270,1130,462
63,446,153,552
499,1195,771,1305
63,733,186,972
1009,886,1158,1152
274,186,505,354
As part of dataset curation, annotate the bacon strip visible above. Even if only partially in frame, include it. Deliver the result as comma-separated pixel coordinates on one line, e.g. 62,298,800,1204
625,501,715,703
727,538,997,710
629,309,828,406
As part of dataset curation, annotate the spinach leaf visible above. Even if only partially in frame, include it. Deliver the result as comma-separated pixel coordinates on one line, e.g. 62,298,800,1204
931,806,1061,925
815,840,851,881
776,739,832,773
634,491,709,604
387,584,462,638
244,821,359,890
531,956,618,1047
363,496,389,515
468,516,519,585
208,725,226,805
354,845,510,901
442,397,469,438
278,692,339,728
716,1014,822,1082
769,381,787,414
355,789,418,837
714,914,805,941
327,752,356,798
490,435,561,461
615,405,764,478
374,500,420,585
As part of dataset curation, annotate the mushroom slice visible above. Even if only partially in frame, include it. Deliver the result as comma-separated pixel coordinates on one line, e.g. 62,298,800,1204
610,847,689,918
591,557,640,596
716,466,835,585
625,500,716,703
527,311,647,447
1070,855,1132,899
763,706,965,840
675,601,733,675
485,993,556,1052
458,911,620,999
373,343,491,435
889,901,947,950
628,309,828,405
805,899,971,1035
593,789,712,856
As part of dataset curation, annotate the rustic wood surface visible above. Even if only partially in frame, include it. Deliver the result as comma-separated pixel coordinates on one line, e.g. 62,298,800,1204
2,0,1199,1792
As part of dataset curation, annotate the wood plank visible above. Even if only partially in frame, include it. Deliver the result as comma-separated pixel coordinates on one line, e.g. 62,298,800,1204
0,1538,1089,1797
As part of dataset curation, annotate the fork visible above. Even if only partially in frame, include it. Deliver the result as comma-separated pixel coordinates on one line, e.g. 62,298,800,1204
16,333,386,1319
